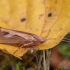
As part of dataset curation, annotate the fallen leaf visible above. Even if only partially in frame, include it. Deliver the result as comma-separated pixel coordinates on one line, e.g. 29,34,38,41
0,0,70,58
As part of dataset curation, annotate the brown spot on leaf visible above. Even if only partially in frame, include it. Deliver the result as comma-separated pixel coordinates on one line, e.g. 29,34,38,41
46,7,49,9
42,0,45,4
67,15,70,18
30,27,32,30
45,20,47,23
48,13,52,17
36,29,39,31
59,28,63,31
30,4,33,6
55,0,57,3
21,18,26,22
39,14,44,19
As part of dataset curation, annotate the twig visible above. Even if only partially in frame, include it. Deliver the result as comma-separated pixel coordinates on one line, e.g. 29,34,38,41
38,55,43,70
46,49,51,70
43,50,46,70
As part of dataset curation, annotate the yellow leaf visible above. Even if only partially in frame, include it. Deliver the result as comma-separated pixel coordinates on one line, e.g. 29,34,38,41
40,0,70,49
0,44,28,58
25,0,70,50
0,0,70,58
26,0,45,36
0,0,27,58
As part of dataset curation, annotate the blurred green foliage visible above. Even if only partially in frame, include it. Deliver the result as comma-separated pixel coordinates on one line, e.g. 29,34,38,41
58,32,70,58
16,62,25,70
